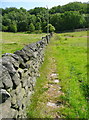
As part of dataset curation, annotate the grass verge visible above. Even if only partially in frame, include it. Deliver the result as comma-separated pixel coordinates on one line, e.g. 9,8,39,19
27,31,88,118
53,31,88,118
0,32,46,55
27,39,54,118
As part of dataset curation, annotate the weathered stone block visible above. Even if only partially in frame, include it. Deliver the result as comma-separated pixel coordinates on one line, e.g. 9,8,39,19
11,93,17,105
22,79,28,88
12,72,20,87
0,89,10,103
15,83,22,95
14,50,29,62
0,65,13,89
27,43,38,51
0,80,4,89
2,58,16,76
2,56,19,69
0,33,52,118
30,77,36,87
0,99,11,118
17,68,24,79
16,88,25,109
2,53,23,63
10,108,18,118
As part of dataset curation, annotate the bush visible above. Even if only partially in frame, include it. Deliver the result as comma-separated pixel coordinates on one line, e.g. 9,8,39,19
2,25,8,31
45,24,55,33
26,30,42,34
29,23,35,32
34,30,42,33
26,31,31,34
36,22,42,31
9,23,17,33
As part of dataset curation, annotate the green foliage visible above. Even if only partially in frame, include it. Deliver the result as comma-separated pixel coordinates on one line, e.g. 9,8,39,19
29,23,35,32
17,21,28,32
1,32,46,55
28,7,47,15
45,24,55,32
27,39,53,118
42,21,47,32
61,11,82,30
1,2,89,33
28,15,36,25
34,30,42,34
27,31,89,119
49,2,88,14
54,31,88,118
0,23,2,31
49,5,62,14
50,11,87,32
27,31,88,118
9,22,17,32
2,14,11,26
2,25,8,31
36,22,42,30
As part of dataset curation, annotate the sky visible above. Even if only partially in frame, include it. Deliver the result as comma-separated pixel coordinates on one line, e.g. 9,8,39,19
0,0,89,10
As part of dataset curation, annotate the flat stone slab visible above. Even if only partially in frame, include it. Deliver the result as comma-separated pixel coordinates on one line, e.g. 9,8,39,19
47,102,57,107
50,73,58,77
54,79,59,83
59,86,61,90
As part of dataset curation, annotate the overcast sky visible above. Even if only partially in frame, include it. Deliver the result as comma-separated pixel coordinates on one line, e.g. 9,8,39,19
0,0,88,10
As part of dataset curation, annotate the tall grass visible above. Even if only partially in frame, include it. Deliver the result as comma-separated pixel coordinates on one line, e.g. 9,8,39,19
27,41,54,118
53,32,88,118
0,32,46,55
27,31,88,118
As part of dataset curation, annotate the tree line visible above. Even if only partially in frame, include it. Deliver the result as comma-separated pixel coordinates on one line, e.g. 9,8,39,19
0,2,89,33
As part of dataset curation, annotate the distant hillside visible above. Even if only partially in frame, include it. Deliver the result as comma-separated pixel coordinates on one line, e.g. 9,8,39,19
49,2,88,14
0,2,89,33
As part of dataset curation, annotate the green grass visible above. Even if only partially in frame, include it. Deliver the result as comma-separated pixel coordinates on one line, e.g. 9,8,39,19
27,31,88,118
54,33,88,118
27,41,54,118
61,30,87,37
0,32,46,55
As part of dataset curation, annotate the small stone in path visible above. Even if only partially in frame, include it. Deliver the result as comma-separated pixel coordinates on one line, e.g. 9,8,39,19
59,86,61,90
54,79,59,83
51,73,58,77
47,102,57,107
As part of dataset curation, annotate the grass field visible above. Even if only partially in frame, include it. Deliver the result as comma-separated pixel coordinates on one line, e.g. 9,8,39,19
0,31,88,118
27,31,88,118
54,31,88,118
0,32,46,55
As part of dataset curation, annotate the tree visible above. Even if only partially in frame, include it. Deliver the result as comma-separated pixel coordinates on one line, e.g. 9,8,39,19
2,25,8,31
49,24,55,32
0,14,2,31
49,2,88,14
2,14,11,26
36,15,41,22
50,13,63,32
62,11,82,30
36,22,42,30
49,5,62,14
27,15,36,25
9,22,17,32
17,21,28,32
2,7,18,15
28,7,47,15
42,21,47,32
1,3,89,33
45,24,55,33
29,23,35,32
20,7,27,13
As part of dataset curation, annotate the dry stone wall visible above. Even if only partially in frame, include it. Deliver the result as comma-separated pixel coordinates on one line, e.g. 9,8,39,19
0,33,52,119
